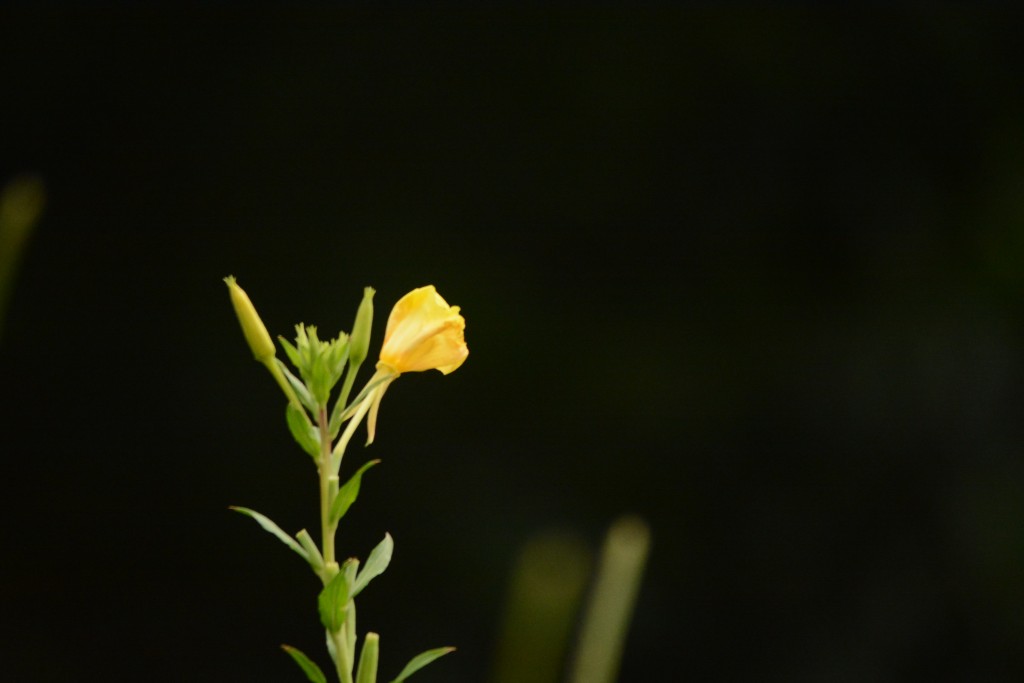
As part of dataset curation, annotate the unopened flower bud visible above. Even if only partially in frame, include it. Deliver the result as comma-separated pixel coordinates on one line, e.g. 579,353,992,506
224,276,276,363
349,287,375,367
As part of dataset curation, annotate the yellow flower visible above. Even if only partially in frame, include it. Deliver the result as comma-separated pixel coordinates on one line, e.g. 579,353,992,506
354,286,466,449
377,285,468,375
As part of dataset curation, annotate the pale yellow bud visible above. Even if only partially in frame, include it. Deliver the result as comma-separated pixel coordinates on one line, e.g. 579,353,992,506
224,276,276,362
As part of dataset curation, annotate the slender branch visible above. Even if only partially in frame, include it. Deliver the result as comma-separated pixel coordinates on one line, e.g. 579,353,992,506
332,394,373,475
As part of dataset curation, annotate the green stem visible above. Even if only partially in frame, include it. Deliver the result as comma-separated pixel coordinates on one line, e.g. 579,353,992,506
318,405,335,565
331,628,354,683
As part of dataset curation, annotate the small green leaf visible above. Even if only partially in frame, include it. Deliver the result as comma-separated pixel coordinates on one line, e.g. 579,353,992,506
318,568,350,632
329,460,380,526
278,335,302,368
356,632,380,683
286,403,321,459
353,533,393,597
230,506,309,563
282,644,328,683
389,647,455,683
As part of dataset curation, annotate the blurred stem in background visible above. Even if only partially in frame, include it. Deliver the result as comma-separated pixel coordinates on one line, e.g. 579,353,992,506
490,515,651,683
568,515,651,683
490,532,593,683
0,174,45,342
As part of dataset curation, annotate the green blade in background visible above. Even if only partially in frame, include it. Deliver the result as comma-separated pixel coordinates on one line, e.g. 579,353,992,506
0,174,44,342
567,515,651,683
489,530,592,683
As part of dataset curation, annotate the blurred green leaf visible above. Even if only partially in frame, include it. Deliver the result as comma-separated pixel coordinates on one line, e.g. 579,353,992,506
353,533,393,597
491,531,592,683
0,174,44,341
230,506,309,563
568,515,651,683
329,460,380,526
389,647,455,683
282,644,328,683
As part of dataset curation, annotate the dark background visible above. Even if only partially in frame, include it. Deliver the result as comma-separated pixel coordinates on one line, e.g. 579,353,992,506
3,5,1024,681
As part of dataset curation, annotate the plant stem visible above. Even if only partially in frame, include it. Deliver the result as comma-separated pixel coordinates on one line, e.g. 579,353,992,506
318,405,335,565
331,628,354,683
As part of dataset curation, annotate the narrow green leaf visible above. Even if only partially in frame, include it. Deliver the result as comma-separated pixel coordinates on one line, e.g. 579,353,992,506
389,647,455,683
329,460,380,526
318,568,350,632
286,403,321,459
230,506,309,562
282,644,328,683
356,632,380,683
352,533,393,597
